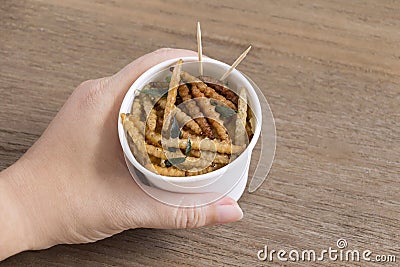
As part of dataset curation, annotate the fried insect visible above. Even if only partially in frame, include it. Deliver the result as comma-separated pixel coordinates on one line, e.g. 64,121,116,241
164,59,183,123
181,71,236,110
145,130,231,164
235,87,248,145
178,84,214,139
145,130,162,147
180,129,201,139
158,98,202,135
191,85,229,141
199,75,239,106
149,164,186,177
186,164,222,176
189,150,230,164
121,113,148,166
145,143,167,159
163,136,244,154
141,94,157,132
130,97,143,119
149,155,161,165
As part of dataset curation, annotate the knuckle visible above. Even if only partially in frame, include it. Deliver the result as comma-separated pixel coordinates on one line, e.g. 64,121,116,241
175,206,206,229
77,79,95,90
154,47,171,54
76,77,110,109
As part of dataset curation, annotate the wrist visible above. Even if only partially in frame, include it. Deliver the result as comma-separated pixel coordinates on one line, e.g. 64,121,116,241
0,162,34,260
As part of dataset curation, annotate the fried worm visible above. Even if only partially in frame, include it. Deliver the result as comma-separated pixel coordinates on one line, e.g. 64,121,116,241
191,85,229,141
121,113,148,167
189,150,230,164
158,98,202,135
186,164,223,176
235,87,248,145
141,94,157,132
181,71,236,110
163,136,244,154
164,59,183,123
178,84,214,139
199,75,239,106
149,164,186,177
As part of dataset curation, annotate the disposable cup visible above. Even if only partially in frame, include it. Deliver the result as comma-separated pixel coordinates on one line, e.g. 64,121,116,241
118,56,262,201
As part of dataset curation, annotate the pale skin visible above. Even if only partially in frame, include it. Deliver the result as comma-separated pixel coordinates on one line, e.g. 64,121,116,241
0,48,243,261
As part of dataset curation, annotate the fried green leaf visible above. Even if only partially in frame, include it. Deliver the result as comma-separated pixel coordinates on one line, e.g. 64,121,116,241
215,105,237,118
185,137,192,156
170,115,181,138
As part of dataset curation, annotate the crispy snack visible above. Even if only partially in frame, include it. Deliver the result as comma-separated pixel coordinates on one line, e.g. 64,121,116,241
191,85,229,141
186,164,223,176
149,155,161,165
235,87,248,145
145,130,162,147
163,136,244,154
146,140,211,170
201,84,237,110
141,94,157,132
181,71,236,110
178,84,214,139
130,97,143,119
178,156,211,170
121,113,148,165
164,59,183,123
146,130,231,163
150,164,186,177
179,70,203,84
145,143,167,159
189,150,230,164
180,129,201,139
126,115,145,135
199,75,239,106
127,137,143,164
158,98,202,135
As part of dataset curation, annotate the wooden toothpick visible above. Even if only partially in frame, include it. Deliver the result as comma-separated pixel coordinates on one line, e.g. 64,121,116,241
197,22,203,75
220,45,252,81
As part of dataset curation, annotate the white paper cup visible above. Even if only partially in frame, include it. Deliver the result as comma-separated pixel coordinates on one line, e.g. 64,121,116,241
118,57,262,201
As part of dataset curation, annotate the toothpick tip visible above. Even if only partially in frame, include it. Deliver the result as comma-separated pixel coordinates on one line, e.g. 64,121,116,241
219,45,252,81
196,22,203,75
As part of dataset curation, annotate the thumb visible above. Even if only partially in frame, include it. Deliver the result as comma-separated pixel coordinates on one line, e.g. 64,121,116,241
139,191,243,229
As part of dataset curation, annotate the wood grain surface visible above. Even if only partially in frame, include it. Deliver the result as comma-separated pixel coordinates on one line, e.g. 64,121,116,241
1,0,399,266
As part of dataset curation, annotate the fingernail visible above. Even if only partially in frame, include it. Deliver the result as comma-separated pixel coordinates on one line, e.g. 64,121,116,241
216,203,243,224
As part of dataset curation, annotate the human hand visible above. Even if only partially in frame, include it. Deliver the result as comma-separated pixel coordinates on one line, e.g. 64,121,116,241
0,48,243,260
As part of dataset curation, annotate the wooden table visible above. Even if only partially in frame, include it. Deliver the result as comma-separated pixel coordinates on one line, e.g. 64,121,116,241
1,0,399,266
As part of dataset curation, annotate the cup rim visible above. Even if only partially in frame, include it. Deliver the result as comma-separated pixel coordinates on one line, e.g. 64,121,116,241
118,56,262,183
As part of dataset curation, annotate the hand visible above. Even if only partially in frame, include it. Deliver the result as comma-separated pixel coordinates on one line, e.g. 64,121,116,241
0,48,243,260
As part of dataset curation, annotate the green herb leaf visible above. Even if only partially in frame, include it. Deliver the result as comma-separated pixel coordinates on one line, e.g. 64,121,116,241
215,105,237,118
165,76,171,83
210,99,218,106
170,115,181,138
165,157,186,166
140,87,168,97
167,147,178,152
185,137,192,156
